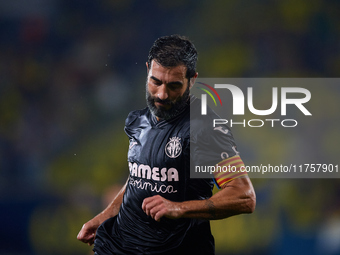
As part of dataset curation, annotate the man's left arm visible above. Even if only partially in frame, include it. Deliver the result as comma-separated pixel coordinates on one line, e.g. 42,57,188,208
142,176,255,222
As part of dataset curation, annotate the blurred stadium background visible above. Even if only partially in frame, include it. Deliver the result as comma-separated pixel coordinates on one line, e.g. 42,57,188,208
0,0,340,254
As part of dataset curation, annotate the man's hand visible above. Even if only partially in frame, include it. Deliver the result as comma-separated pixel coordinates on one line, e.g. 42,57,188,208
142,195,182,222
77,218,100,246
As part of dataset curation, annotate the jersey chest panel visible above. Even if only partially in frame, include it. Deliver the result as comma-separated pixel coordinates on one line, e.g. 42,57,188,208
126,116,190,201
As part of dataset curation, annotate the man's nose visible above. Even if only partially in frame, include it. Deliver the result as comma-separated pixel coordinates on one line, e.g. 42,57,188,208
157,84,168,100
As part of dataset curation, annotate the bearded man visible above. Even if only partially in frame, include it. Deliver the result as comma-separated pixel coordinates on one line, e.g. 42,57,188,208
77,35,256,255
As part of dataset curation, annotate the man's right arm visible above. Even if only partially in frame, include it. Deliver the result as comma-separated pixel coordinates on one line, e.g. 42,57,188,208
77,179,127,246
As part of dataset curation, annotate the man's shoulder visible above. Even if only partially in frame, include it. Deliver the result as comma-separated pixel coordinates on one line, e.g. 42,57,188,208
125,107,149,127
190,96,220,132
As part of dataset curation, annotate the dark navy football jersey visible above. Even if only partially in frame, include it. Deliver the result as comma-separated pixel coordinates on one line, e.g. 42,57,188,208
94,96,239,255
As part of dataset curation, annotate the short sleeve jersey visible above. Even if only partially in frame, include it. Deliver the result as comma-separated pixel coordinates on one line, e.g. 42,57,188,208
93,96,239,255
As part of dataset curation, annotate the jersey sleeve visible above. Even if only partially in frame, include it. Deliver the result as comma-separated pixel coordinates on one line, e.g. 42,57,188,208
190,115,248,189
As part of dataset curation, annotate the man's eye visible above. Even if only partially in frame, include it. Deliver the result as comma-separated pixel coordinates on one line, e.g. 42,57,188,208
168,84,182,90
153,80,162,86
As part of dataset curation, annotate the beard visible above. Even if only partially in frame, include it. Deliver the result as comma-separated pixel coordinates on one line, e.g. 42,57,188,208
146,83,190,120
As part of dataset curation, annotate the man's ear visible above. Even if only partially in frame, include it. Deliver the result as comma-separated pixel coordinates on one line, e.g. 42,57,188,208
189,72,198,89
146,62,149,74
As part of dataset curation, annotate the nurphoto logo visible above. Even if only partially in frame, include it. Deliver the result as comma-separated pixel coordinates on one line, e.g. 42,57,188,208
196,80,312,128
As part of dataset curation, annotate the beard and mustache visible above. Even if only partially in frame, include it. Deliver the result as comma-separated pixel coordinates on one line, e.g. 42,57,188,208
146,83,190,120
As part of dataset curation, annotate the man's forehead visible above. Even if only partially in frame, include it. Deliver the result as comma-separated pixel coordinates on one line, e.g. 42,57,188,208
149,60,187,79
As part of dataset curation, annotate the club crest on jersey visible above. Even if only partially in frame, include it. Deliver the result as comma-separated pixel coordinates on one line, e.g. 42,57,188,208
165,137,182,158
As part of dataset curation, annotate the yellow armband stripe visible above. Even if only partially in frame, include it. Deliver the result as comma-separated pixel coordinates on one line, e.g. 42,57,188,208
213,155,248,188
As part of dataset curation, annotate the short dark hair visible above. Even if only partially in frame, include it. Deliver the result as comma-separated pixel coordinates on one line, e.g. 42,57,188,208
147,35,198,79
